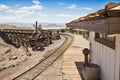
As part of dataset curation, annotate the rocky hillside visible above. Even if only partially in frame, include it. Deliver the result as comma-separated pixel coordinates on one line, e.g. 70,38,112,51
0,24,31,72
0,24,17,29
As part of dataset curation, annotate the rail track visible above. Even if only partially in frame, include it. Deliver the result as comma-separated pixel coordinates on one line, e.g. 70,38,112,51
12,34,73,80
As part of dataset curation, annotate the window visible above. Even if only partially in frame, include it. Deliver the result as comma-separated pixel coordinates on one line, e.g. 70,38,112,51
95,33,115,49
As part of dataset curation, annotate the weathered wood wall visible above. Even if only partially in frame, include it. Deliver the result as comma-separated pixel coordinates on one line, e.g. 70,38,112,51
89,32,120,80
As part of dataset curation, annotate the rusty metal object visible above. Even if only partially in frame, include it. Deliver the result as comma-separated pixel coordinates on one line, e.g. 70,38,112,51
52,30,61,40
82,48,90,64
82,48,101,80
30,21,52,51
0,21,61,52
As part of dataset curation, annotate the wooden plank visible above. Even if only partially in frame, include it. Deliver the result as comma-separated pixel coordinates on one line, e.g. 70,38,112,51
109,49,115,80
115,35,120,80
90,32,96,63
94,40,116,80
106,47,110,80
96,42,99,65
94,41,99,64
69,17,120,34
102,45,106,80
89,32,119,80
99,43,103,80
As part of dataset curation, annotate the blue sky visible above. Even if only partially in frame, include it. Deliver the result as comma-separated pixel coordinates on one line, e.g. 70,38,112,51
0,0,119,23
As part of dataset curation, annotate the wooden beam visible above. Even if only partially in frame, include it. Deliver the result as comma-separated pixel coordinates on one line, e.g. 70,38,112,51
67,17,120,34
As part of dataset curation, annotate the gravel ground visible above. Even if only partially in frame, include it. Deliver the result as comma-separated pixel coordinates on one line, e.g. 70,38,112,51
35,55,63,80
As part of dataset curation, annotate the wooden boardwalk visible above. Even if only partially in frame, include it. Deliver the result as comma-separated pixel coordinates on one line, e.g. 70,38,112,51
62,34,89,80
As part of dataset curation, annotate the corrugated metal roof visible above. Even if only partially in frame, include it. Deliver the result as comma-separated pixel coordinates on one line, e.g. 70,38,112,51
110,5,120,10
67,2,120,24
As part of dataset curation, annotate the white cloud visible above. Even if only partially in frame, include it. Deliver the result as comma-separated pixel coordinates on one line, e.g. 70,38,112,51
0,15,22,21
67,4,77,9
20,0,42,11
16,10,35,16
55,13,78,18
56,13,73,17
51,13,83,23
0,0,43,23
6,9,12,13
80,7,92,10
7,9,35,17
20,4,42,11
58,3,65,5
0,4,9,10
6,0,42,17
35,12,48,17
0,14,35,23
33,0,40,5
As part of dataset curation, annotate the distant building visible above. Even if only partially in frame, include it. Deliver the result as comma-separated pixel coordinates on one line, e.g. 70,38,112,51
66,2,120,80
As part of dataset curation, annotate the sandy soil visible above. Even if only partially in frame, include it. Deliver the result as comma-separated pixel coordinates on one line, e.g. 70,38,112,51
0,35,65,80
0,36,28,71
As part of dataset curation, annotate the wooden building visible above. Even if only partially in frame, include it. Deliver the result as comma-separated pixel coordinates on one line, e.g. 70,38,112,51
66,2,120,80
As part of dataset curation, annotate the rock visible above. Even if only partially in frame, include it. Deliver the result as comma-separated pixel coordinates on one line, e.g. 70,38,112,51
0,57,5,62
57,74,61,76
5,48,11,54
82,63,101,80
0,67,2,72
9,56,17,60
26,52,31,56
2,67,6,70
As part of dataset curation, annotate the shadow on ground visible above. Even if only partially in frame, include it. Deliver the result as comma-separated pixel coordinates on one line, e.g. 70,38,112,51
75,62,84,80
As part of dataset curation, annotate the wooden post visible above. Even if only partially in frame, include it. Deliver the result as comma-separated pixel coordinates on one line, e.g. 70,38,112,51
35,21,38,33
82,48,90,65
49,31,52,44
